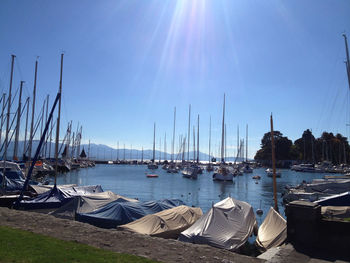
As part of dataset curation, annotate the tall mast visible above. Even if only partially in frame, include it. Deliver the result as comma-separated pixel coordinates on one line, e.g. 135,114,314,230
225,124,227,161
123,144,125,161
159,137,162,163
141,146,144,163
237,125,239,159
54,53,64,185
270,114,278,212
28,59,38,161
0,93,6,147
88,140,91,160
13,80,24,160
152,122,156,162
23,97,30,158
171,107,176,162
193,126,195,161
187,104,191,162
164,133,167,161
209,116,211,164
221,94,225,163
2,54,15,188
343,34,350,90
44,95,49,157
246,124,248,162
117,141,119,160
197,114,199,163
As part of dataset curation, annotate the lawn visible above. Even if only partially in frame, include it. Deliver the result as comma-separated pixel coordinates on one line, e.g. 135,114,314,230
0,226,158,263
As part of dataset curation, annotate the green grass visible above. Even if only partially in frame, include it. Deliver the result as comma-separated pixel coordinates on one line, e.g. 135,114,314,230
0,226,158,263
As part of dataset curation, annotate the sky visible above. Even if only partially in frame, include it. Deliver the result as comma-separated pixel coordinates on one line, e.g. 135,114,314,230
0,0,350,159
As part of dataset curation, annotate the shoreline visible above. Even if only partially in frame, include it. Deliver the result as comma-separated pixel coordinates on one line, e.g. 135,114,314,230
0,207,262,263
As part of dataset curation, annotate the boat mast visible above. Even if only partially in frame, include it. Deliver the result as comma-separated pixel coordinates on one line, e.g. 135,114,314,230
141,146,144,163
23,97,30,158
193,126,195,161
28,59,38,161
13,80,23,160
2,54,15,189
209,116,211,164
164,133,167,161
88,140,91,160
44,95,49,157
221,94,225,163
117,141,119,160
171,107,176,163
0,93,6,147
343,34,350,90
187,104,191,162
270,114,278,212
246,124,248,162
54,53,64,185
237,125,239,159
152,122,156,162
123,144,125,161
197,114,199,163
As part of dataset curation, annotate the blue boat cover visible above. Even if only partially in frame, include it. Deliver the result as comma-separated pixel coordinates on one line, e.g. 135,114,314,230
315,191,350,206
76,199,185,228
17,185,103,210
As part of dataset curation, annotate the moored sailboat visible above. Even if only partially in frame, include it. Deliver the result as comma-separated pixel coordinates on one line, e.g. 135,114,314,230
212,94,234,181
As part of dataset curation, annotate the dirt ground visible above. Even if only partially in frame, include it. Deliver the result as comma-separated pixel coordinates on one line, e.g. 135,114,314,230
0,207,263,263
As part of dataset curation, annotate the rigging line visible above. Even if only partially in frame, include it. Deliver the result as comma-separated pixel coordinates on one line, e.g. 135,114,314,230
315,42,344,133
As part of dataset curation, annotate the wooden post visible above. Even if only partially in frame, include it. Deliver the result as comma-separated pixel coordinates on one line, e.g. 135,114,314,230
270,114,279,212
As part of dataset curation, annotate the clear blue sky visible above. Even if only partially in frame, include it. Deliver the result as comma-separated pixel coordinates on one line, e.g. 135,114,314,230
0,0,350,158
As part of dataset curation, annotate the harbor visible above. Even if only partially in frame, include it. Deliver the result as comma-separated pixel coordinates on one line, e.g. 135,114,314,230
1,1,350,262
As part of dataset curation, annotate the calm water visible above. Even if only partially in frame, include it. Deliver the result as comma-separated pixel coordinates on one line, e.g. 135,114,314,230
52,164,330,224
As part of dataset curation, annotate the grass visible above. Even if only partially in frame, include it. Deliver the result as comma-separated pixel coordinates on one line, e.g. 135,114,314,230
0,226,158,263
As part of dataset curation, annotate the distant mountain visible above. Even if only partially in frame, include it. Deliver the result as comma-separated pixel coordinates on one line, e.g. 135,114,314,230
1,141,248,162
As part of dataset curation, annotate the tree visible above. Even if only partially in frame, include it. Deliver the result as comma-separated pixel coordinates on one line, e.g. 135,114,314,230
254,131,295,161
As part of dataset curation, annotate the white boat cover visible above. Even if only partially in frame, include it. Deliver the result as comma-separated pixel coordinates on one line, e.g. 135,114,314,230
50,191,138,219
178,197,257,251
255,207,287,251
119,205,203,239
321,206,350,219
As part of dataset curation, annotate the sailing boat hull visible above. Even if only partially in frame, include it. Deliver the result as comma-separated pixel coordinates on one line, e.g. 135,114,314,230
213,172,234,181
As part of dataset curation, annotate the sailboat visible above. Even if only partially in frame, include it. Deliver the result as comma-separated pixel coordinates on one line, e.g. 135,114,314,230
213,94,234,181
147,123,158,170
206,116,214,172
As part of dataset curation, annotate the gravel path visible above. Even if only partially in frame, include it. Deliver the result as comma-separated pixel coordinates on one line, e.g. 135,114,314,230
0,207,264,263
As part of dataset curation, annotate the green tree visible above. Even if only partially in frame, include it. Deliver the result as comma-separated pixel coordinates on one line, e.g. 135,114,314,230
254,131,295,160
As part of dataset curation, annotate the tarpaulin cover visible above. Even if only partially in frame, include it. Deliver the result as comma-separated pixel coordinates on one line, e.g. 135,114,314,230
178,197,257,251
29,184,77,195
50,191,138,220
18,185,103,210
119,205,203,239
321,206,350,219
315,192,350,206
76,199,184,228
255,207,287,251
305,180,350,194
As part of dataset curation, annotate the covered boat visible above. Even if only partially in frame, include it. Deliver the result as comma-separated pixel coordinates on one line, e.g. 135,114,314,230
76,199,184,228
255,207,287,251
315,191,350,206
119,205,203,239
178,197,257,251
16,185,103,212
50,191,138,220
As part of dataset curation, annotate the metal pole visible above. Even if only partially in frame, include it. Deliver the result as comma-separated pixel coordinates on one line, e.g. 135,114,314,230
23,97,30,158
54,53,64,185
28,59,38,161
2,54,15,189
13,80,24,160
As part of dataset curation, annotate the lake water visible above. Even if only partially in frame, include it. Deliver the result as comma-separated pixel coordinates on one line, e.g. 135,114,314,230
52,164,330,225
